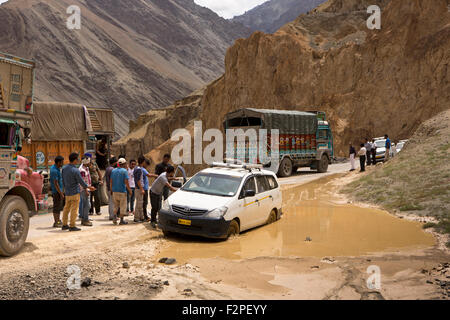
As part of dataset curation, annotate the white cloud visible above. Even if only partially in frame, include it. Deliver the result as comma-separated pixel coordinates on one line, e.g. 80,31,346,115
194,0,268,19
0,0,8,4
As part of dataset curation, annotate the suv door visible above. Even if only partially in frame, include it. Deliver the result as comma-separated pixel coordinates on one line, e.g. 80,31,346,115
237,176,259,231
255,175,272,225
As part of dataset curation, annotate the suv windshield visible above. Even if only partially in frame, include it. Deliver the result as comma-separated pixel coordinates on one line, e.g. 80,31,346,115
181,173,242,197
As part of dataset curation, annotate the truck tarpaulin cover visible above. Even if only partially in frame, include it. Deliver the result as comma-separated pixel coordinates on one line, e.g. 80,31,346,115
31,102,89,141
224,108,318,134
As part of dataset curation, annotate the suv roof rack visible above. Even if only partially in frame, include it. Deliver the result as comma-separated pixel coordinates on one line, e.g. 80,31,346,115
211,159,263,172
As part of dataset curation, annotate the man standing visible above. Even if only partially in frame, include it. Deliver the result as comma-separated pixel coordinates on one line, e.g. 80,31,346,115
371,139,377,165
349,143,356,172
364,139,372,166
110,158,132,225
96,137,108,170
50,156,65,227
358,143,367,172
79,157,93,226
105,157,117,221
133,156,146,223
127,159,136,215
149,166,178,229
155,154,171,200
61,153,95,231
384,134,391,162
143,159,158,222
84,153,103,216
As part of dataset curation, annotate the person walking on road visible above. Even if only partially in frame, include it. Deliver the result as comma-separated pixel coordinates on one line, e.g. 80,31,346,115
384,134,391,162
143,158,158,221
105,157,117,220
149,166,178,229
155,154,171,200
358,143,367,172
371,139,377,165
133,156,146,223
79,157,94,226
364,139,372,166
61,153,95,231
110,158,132,225
84,153,103,216
349,143,356,172
127,159,136,215
50,156,65,228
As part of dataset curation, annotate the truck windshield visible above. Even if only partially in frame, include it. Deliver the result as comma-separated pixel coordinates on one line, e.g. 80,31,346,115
0,122,15,148
181,173,242,197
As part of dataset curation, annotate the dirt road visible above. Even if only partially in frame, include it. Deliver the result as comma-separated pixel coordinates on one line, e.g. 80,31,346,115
0,164,448,300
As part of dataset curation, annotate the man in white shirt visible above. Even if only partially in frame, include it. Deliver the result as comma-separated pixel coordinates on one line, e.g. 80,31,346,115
127,159,136,215
358,143,367,172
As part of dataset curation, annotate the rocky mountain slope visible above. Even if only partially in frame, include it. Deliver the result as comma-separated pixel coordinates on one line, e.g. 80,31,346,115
232,0,326,33
0,0,250,136
114,0,449,173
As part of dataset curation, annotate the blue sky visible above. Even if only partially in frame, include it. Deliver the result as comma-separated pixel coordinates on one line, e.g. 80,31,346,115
0,0,267,19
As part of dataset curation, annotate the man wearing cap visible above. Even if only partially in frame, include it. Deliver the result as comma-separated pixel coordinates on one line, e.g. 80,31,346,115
79,156,94,226
110,158,132,225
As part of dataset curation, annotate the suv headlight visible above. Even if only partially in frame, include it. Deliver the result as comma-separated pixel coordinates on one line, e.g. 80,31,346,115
205,206,228,219
161,200,170,211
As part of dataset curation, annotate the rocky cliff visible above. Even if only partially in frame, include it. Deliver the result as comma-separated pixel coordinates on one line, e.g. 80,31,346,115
0,0,250,136
232,0,327,33
116,0,450,173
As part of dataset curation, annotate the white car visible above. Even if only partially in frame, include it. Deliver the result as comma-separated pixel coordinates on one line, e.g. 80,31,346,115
158,162,283,239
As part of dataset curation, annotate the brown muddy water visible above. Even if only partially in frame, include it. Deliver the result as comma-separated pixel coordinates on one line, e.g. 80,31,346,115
158,177,435,263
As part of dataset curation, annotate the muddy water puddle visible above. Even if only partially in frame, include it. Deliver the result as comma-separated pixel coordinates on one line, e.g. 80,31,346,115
157,177,435,263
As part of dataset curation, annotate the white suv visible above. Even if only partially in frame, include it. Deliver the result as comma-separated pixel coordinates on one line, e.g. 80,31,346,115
158,162,283,239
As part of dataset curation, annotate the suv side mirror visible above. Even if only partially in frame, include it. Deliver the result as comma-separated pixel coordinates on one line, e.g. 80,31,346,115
244,189,256,197
172,181,182,188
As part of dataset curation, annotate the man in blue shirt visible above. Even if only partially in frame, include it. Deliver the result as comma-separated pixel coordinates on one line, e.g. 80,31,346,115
384,134,391,162
50,156,64,228
61,153,95,231
110,158,132,225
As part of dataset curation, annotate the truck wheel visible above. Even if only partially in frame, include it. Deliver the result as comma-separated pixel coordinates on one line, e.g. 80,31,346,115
226,220,240,239
277,157,293,177
0,196,30,257
317,154,329,173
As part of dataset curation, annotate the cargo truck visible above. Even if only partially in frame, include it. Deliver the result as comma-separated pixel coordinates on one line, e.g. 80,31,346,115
223,108,334,177
0,52,48,256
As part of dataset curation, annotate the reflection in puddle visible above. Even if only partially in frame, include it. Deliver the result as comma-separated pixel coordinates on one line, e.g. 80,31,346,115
157,178,435,263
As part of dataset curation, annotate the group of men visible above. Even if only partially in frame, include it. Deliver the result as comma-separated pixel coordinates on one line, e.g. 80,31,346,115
50,152,177,231
349,134,391,172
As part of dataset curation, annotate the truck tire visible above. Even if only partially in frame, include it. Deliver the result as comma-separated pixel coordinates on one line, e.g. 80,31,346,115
277,157,293,177
317,154,329,173
0,195,30,257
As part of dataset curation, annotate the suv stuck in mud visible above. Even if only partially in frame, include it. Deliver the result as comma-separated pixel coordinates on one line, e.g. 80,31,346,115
159,161,282,239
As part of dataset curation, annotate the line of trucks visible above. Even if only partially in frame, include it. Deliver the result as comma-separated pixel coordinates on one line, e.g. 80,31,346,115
0,52,334,256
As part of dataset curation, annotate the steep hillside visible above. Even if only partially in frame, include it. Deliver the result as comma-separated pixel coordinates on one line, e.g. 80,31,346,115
0,0,250,136
116,0,449,174
232,0,326,33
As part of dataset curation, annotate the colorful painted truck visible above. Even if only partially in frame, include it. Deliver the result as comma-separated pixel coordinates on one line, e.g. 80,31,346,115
0,52,48,256
223,108,334,177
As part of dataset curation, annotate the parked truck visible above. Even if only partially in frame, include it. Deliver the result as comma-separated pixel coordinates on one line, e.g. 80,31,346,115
223,108,334,177
0,52,48,256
